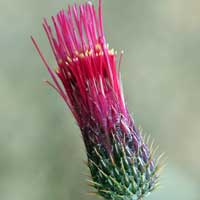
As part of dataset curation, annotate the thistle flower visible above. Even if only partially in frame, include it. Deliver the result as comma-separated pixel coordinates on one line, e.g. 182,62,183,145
31,1,162,199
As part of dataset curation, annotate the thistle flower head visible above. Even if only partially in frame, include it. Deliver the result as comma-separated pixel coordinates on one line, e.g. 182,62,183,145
32,1,162,199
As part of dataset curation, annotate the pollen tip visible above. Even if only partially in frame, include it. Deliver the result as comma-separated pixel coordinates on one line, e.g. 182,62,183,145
87,1,93,6
79,53,85,58
58,59,62,65
54,67,59,73
67,56,72,62
95,44,102,50
75,50,79,55
108,49,114,55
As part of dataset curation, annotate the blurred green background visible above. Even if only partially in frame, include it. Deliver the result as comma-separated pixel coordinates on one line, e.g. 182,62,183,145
0,0,200,199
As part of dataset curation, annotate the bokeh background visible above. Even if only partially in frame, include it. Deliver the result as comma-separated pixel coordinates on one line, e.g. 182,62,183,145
1,0,200,199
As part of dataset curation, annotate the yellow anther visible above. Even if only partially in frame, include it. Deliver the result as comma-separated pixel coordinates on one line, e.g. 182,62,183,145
74,50,79,55
88,49,92,55
79,53,84,58
95,44,101,50
58,59,62,64
67,56,72,62
85,50,89,56
109,48,114,55
54,67,59,73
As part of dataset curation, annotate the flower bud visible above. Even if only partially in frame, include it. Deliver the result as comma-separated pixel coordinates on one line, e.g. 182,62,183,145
32,1,162,199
